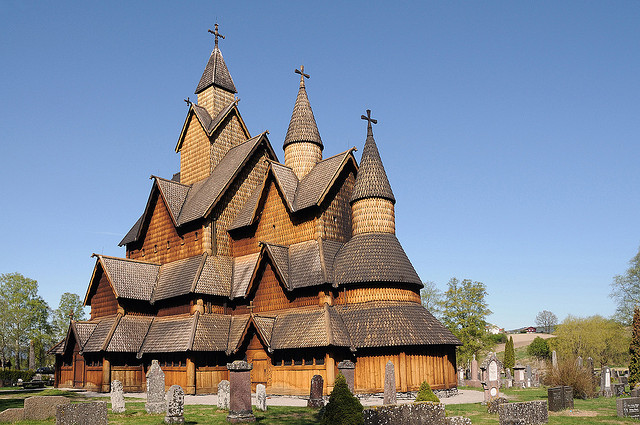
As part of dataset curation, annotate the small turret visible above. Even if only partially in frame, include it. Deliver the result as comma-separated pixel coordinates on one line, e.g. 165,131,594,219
283,66,323,179
351,110,396,235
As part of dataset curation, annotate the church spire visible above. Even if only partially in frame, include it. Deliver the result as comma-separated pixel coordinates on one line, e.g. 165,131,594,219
283,65,323,179
195,24,237,95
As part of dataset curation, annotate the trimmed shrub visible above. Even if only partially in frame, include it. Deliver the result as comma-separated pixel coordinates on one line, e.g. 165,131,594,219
489,333,507,344
0,369,35,384
527,337,550,359
321,374,363,425
414,380,440,403
544,358,596,399
630,307,640,388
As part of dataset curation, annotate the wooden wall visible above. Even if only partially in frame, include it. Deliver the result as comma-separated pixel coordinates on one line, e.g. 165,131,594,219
334,286,421,305
195,367,228,393
112,366,146,392
318,167,355,242
89,268,118,320
250,263,318,313
126,191,201,264
180,112,212,185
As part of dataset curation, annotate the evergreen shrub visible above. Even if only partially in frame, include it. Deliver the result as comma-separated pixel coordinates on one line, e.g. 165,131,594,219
321,374,363,425
0,369,35,385
630,307,640,388
414,380,439,403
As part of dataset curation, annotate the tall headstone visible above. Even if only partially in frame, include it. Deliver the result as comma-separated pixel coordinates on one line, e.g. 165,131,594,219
217,380,230,410
227,360,255,423
146,360,166,414
547,387,564,411
587,357,595,386
457,367,465,386
551,350,558,369
602,366,613,397
29,340,35,371
307,375,324,408
576,356,583,368
525,365,532,388
480,353,502,403
256,384,267,412
468,354,481,387
383,361,397,405
110,380,125,413
337,360,356,393
165,385,184,424
513,365,526,388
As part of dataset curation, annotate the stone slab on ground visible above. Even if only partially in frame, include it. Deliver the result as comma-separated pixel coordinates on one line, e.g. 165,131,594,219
363,402,445,425
55,401,108,425
498,401,548,425
24,395,70,420
0,408,24,423
617,397,640,419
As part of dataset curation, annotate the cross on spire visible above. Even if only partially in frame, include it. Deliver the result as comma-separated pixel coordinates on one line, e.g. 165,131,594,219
208,23,225,48
295,65,310,86
361,109,377,130
184,97,192,106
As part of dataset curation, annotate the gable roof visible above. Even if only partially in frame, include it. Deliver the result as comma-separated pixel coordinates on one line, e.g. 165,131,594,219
82,315,120,353
175,100,250,153
229,149,357,231
138,314,196,355
269,305,352,350
195,45,236,94
106,315,153,353
152,254,207,303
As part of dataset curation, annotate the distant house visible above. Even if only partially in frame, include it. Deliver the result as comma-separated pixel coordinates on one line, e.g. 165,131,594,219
486,324,503,334
525,326,536,333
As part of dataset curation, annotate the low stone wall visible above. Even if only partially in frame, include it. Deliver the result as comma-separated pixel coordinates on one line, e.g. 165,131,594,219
56,401,108,425
364,402,445,425
445,416,472,425
498,401,548,425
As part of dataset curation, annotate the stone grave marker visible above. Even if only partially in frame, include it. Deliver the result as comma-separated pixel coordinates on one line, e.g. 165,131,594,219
146,360,166,414
217,380,230,410
551,350,557,369
110,379,125,413
337,360,356,393
458,367,465,386
613,383,625,397
547,386,564,412
56,401,108,425
498,400,548,425
618,397,640,419
165,385,184,424
601,366,613,397
468,354,481,387
256,384,267,411
632,386,640,398
513,365,525,388
525,365,532,388
480,352,502,402
587,357,595,384
621,376,629,385
0,408,24,422
307,375,324,408
563,386,574,409
24,395,70,420
383,361,397,405
227,360,255,423
576,356,583,368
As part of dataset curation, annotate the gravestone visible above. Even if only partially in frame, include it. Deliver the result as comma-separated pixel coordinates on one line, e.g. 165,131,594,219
617,397,640,419
165,385,184,424
383,361,397,405
498,400,548,425
480,353,502,402
146,360,166,414
227,360,255,423
513,365,526,388
458,367,465,386
525,366,532,388
487,397,509,414
24,395,70,420
621,376,629,385
110,380,125,413
601,366,613,397
551,350,557,369
532,368,540,387
468,354,481,387
0,408,24,422
307,375,324,408
587,357,595,384
363,402,445,425
576,356,583,368
337,360,356,393
56,401,108,425
547,386,573,411
563,386,574,409
217,380,230,410
613,383,625,397
256,384,267,411
632,386,640,398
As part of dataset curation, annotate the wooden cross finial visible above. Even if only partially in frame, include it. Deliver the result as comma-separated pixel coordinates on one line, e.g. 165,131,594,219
184,97,191,106
295,65,310,86
361,109,377,129
208,23,225,48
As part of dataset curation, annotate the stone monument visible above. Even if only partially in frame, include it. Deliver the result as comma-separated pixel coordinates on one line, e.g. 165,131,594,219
337,360,356,393
468,354,481,387
307,375,324,408
513,365,525,388
165,385,184,424
525,365,532,388
110,379,125,413
602,366,613,397
480,352,502,403
227,360,255,423
617,397,640,419
146,360,166,414
217,380,230,410
383,361,397,405
256,384,267,411
551,350,557,369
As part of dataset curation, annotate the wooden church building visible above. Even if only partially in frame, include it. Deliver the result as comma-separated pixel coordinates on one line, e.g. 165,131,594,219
50,25,460,395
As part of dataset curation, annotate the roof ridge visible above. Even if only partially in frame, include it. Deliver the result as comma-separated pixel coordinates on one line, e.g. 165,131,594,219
91,253,160,266
195,43,237,94
136,316,155,359
100,312,122,352
187,311,200,351
152,175,192,188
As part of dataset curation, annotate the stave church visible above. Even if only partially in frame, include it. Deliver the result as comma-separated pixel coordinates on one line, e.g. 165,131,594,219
50,25,460,395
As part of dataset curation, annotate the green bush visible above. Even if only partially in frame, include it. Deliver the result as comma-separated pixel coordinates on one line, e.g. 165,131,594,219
630,307,640,388
414,380,440,403
527,337,550,359
321,374,363,425
488,333,507,344
0,369,35,383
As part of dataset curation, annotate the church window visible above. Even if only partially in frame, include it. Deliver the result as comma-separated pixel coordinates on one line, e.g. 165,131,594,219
167,241,170,250
154,244,158,253
142,248,145,257
195,231,198,241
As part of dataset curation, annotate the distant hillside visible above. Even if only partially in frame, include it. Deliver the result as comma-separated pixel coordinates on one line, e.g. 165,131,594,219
495,333,555,353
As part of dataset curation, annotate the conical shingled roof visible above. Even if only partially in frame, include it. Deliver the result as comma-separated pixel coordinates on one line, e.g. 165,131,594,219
283,70,323,149
350,117,395,204
195,45,237,94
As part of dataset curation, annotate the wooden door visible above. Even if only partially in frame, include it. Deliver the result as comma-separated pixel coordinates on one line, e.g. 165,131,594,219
251,359,267,390
73,351,85,388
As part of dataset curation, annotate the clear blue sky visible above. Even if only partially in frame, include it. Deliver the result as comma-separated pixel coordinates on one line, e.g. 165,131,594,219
1,1,639,330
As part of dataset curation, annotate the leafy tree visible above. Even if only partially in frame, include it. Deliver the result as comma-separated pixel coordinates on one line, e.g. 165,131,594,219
610,246,640,324
527,336,550,359
440,278,492,364
535,310,558,334
503,336,515,371
0,273,51,369
550,315,629,367
630,307,640,388
321,374,363,425
420,281,443,318
52,292,86,341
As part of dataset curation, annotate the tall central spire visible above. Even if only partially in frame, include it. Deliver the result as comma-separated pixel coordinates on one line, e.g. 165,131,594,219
283,65,323,179
195,24,237,95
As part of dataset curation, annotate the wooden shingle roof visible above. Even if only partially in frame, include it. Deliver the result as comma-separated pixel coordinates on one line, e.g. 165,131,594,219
350,122,395,204
195,45,236,94
93,255,159,302
139,315,195,354
283,71,322,150
192,314,231,352
106,315,153,353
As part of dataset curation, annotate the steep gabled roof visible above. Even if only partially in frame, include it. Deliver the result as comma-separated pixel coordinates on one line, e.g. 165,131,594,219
195,44,237,94
106,315,153,353
350,120,395,204
138,314,196,354
283,70,322,150
333,233,422,286
155,177,190,224
82,314,120,353
152,254,207,303
337,301,461,347
229,149,357,231
269,305,351,350
194,255,233,297
230,253,261,299
192,314,231,352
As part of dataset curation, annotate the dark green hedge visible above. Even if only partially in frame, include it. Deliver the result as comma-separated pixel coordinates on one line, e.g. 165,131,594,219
0,369,36,383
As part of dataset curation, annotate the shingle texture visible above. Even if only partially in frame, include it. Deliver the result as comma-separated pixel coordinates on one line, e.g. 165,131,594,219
253,315,275,345
270,162,298,209
194,255,233,296
333,233,422,285
74,322,98,348
192,101,238,136
264,244,290,287
288,240,324,289
106,316,153,353
337,301,461,347
82,316,118,353
269,307,351,349
231,253,260,299
283,77,322,149
350,125,395,204
155,177,190,222
227,315,250,353
100,256,159,301
120,215,143,246
153,254,205,302
140,315,195,353
192,315,231,351
195,46,237,94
